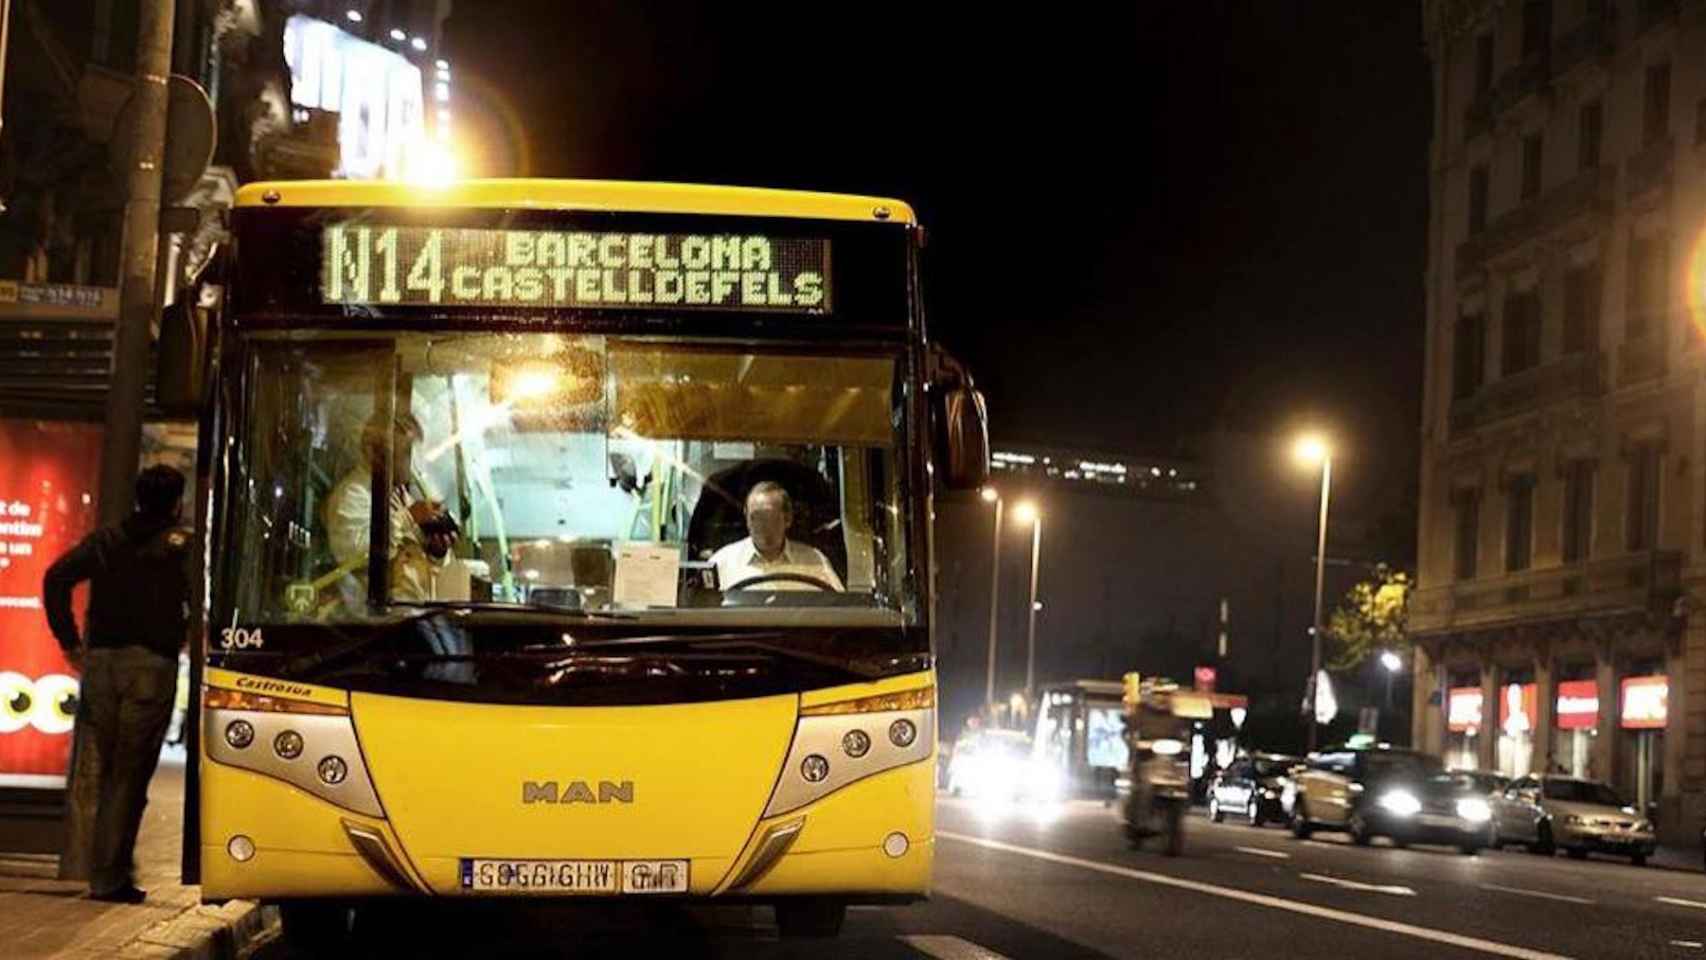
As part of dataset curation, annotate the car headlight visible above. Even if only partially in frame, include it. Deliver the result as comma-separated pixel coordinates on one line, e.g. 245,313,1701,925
1378,790,1422,817
1455,797,1492,823
1633,819,1654,833
1262,788,1279,799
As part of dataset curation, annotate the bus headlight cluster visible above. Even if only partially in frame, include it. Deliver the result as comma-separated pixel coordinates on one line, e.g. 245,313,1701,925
763,687,935,818
204,688,383,819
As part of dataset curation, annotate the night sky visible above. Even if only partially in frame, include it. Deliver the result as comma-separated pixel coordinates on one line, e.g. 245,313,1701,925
444,1,1431,521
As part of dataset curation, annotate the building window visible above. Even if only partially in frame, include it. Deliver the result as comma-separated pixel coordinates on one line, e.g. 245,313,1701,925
1626,233,1669,338
1579,100,1602,171
1521,1,1551,60
1454,312,1486,399
1456,491,1481,580
1520,134,1543,201
1506,474,1535,572
1562,262,1601,354
1501,289,1541,375
1626,444,1660,552
1475,33,1495,97
1469,165,1489,236
1644,63,1671,147
1562,459,1594,564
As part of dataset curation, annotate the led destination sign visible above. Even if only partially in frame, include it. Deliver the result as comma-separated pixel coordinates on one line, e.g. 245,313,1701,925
321,225,831,312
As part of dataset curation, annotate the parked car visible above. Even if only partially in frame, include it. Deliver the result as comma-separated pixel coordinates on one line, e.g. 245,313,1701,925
1287,746,1491,854
1209,753,1301,826
1489,774,1656,865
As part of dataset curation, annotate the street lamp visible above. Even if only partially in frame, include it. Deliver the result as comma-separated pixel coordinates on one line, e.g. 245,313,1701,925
981,486,1004,718
1380,649,1402,711
1294,433,1333,751
1012,500,1042,703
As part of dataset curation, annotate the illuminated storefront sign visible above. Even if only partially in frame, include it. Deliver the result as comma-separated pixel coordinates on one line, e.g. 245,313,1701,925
1555,680,1599,730
1498,682,1536,736
1620,675,1668,730
0,420,102,788
283,15,425,179
1447,686,1483,732
321,226,832,312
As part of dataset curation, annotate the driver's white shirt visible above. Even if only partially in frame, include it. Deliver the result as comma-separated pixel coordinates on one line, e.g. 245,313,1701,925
711,537,844,592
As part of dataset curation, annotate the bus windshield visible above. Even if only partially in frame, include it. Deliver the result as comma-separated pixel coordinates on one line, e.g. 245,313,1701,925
225,332,916,627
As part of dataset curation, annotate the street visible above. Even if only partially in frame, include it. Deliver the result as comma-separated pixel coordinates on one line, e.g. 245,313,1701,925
240,793,1706,959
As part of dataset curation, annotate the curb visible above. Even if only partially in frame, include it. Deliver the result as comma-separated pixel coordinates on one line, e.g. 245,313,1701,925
118,900,278,960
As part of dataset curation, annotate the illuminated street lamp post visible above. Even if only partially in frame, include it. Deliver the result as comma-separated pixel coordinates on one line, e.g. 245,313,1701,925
1295,434,1332,752
1013,500,1042,703
1380,649,1402,711
981,487,1004,717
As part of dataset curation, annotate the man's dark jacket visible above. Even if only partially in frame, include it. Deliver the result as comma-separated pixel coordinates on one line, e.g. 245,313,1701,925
43,515,192,661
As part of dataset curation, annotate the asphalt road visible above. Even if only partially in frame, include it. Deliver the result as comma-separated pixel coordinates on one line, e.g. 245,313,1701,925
246,793,1706,958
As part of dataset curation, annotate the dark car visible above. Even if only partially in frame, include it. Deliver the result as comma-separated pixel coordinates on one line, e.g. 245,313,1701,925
1288,746,1491,854
1208,753,1300,827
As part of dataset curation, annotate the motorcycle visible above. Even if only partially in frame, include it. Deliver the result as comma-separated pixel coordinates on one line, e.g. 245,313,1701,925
1122,744,1189,856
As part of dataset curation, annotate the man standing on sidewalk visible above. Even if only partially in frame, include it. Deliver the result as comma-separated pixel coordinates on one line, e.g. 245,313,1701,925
42,465,192,903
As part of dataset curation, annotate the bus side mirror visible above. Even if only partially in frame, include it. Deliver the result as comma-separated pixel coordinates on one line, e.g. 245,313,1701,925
156,285,217,416
935,382,989,491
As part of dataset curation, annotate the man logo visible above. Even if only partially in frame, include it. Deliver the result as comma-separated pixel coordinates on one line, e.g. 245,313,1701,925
522,780,635,804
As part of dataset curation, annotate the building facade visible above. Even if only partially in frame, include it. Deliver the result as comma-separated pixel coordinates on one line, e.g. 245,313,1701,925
1414,0,1706,841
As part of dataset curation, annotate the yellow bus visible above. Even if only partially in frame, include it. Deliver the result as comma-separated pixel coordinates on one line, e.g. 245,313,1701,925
180,179,988,946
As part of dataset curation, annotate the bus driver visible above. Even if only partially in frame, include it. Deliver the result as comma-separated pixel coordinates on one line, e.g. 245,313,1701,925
326,410,459,603
711,481,844,592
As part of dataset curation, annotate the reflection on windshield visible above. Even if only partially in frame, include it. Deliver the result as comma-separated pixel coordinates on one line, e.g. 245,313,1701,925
1365,752,1441,780
227,334,914,625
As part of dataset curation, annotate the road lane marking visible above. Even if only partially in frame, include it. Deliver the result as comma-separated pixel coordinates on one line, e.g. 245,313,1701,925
1300,872,1417,896
1234,846,1291,860
1671,941,1704,950
1658,897,1706,910
938,831,1571,960
900,935,1013,959
1479,884,1594,906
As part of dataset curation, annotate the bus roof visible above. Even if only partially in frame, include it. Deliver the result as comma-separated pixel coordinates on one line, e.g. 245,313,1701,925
233,179,917,225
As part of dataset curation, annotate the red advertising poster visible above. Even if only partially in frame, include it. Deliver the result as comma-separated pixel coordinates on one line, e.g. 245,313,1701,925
1193,665,1217,693
1620,675,1668,730
1447,687,1483,732
1555,680,1599,730
0,420,101,788
1497,682,1537,736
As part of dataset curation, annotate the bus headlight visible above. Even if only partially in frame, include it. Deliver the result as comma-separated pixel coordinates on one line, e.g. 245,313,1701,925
763,685,935,818
204,684,383,818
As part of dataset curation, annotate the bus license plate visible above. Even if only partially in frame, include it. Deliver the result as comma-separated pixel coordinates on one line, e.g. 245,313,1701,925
459,859,688,894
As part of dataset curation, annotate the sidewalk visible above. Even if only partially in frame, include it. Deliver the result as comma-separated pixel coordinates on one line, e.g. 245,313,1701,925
1650,842,1702,874
0,749,274,960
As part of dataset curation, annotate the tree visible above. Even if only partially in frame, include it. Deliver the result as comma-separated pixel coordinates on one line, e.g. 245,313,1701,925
1324,565,1411,670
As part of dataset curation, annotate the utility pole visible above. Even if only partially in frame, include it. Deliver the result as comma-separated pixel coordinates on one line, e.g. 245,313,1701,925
98,0,177,525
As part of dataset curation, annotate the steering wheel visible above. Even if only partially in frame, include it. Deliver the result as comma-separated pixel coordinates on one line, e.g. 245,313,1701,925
725,572,839,592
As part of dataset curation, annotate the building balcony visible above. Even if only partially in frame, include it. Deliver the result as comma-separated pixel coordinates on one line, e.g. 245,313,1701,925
1626,136,1673,198
1553,13,1615,77
1410,550,1682,636
1449,351,1605,434
1465,53,1551,139
1618,329,1668,385
1456,165,1616,276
